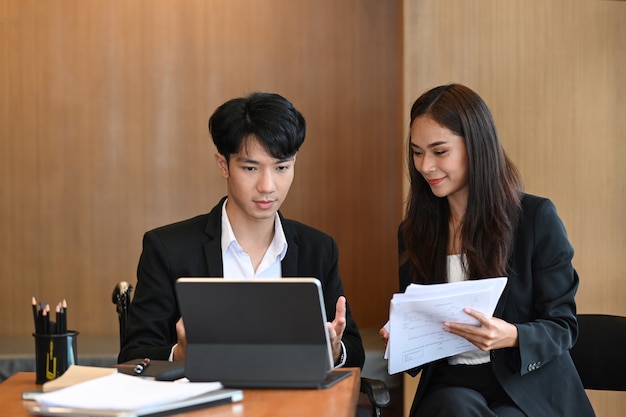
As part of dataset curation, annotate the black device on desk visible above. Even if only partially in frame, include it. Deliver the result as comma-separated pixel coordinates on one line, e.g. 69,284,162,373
175,277,351,389
116,359,185,381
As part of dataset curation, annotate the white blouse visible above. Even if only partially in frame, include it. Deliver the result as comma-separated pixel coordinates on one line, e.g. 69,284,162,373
447,254,491,365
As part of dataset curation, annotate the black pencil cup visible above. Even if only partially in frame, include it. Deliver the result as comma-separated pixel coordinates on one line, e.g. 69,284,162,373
33,331,79,384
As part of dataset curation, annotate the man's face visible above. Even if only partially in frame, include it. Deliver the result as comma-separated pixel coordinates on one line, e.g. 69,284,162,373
215,136,296,224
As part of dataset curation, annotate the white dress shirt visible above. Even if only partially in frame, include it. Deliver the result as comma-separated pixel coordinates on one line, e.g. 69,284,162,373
220,200,287,278
171,199,347,367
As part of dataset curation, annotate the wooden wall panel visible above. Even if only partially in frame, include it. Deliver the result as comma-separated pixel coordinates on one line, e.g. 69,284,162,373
403,0,625,415
0,0,403,338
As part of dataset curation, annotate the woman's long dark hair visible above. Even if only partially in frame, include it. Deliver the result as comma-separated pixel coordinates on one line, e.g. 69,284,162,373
401,84,524,284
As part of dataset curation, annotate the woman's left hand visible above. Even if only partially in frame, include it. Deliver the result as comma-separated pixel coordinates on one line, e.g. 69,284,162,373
443,308,519,351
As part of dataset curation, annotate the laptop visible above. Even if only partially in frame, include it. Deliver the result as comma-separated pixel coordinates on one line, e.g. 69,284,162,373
175,277,352,389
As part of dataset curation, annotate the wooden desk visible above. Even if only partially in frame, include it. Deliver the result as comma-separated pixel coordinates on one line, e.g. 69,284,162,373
0,369,360,417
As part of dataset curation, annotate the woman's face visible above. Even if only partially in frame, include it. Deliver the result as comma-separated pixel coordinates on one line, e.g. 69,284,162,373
410,115,469,205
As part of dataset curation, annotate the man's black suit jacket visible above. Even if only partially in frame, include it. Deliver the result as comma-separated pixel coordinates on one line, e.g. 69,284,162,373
118,197,365,369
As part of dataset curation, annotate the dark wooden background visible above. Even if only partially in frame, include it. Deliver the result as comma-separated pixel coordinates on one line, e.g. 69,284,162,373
0,0,403,336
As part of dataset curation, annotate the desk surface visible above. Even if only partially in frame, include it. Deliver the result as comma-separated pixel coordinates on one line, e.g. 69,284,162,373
0,370,361,417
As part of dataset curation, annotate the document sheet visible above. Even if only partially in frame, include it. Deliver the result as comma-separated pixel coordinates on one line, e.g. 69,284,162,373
42,365,117,392
385,277,507,374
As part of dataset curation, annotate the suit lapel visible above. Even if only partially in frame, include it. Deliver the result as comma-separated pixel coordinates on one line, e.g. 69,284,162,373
203,198,226,277
280,215,299,277
203,240,223,277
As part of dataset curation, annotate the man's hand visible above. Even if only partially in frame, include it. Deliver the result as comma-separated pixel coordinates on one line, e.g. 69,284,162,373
326,296,347,364
443,308,519,351
172,318,187,361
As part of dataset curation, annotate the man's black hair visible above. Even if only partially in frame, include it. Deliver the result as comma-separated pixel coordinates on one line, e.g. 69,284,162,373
208,92,306,161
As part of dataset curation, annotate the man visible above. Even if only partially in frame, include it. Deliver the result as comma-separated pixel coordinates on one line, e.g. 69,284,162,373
118,92,365,370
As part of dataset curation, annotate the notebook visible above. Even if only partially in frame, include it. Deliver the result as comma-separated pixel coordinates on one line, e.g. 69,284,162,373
175,277,352,389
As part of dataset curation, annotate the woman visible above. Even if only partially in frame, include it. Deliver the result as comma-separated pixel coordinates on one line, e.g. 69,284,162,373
382,84,595,416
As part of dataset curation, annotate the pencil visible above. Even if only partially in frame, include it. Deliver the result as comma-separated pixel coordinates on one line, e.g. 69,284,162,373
61,299,67,333
42,304,49,335
55,303,61,334
32,297,39,334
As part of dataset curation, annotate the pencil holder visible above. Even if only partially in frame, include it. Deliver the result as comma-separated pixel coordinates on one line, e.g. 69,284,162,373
33,331,79,384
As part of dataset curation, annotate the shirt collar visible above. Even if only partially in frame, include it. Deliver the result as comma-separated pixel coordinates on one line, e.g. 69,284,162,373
220,199,288,261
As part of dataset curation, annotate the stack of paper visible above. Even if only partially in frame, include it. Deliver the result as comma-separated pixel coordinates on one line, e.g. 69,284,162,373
385,277,507,374
28,373,242,417
42,365,117,392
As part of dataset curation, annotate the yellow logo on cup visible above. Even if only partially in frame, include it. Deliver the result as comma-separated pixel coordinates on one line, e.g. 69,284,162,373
46,340,57,380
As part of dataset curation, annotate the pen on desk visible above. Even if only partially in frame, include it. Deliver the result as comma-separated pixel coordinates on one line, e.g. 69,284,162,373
134,358,151,374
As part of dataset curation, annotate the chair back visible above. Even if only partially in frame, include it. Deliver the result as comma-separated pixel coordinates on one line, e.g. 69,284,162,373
569,314,626,391
111,281,133,349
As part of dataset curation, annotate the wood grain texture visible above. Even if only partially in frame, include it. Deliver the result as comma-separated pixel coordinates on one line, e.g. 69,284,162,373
403,0,626,415
0,0,403,337
0,369,360,417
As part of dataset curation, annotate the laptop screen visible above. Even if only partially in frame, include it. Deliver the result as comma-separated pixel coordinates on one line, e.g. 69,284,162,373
175,277,336,387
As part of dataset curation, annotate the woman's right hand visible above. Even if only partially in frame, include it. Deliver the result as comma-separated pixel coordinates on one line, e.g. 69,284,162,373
379,326,389,347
